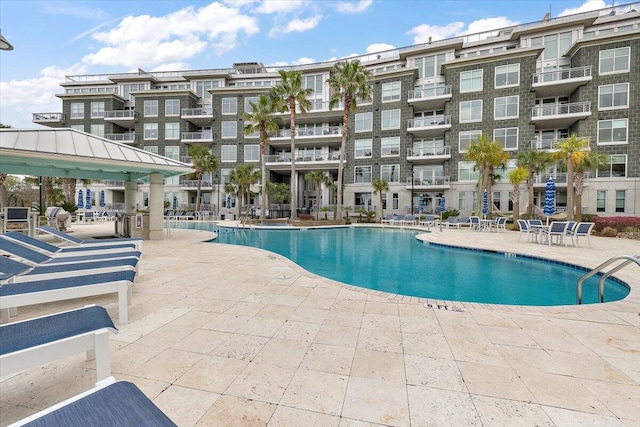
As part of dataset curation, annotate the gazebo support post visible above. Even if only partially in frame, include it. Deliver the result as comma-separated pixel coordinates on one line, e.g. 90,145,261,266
148,173,164,240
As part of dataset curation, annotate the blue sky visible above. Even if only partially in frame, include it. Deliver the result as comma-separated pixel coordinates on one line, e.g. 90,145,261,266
0,0,614,128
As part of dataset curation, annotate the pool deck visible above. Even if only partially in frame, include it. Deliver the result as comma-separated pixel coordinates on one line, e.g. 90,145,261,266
1,222,639,426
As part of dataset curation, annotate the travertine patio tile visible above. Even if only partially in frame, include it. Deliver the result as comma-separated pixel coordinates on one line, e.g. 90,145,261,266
457,361,535,402
401,331,454,359
332,298,366,312
255,304,297,320
497,345,572,376
323,309,364,328
279,368,348,416
300,296,336,310
399,316,442,335
547,349,635,383
252,338,310,368
195,395,276,427
404,354,466,392
289,306,329,324
175,355,249,393
361,313,401,331
209,333,269,360
110,342,164,377
580,378,640,421
200,313,252,333
168,310,219,329
481,324,540,348
273,320,321,342
407,384,481,426
153,385,219,427
357,327,403,353
135,348,203,383
235,317,286,337
350,348,405,382
364,301,399,315
543,407,627,426
313,324,361,348
471,395,553,426
136,324,198,350
271,293,306,307
602,356,640,383
225,361,296,404
268,405,340,427
225,301,266,316
342,377,409,427
300,343,355,375
338,418,386,426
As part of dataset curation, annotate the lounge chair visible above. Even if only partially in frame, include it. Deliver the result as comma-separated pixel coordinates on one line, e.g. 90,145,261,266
540,221,570,246
10,377,176,426
402,214,416,226
443,216,459,229
419,215,438,227
38,226,143,251
381,214,394,225
1,305,117,382
0,269,135,324
391,214,405,226
517,219,535,241
2,232,137,257
567,222,595,247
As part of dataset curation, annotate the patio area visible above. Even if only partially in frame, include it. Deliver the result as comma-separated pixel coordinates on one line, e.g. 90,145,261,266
1,222,639,426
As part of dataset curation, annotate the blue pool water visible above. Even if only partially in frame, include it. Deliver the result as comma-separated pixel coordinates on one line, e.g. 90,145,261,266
174,224,630,306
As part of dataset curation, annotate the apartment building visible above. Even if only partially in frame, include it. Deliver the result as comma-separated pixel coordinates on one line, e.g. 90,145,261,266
33,2,640,218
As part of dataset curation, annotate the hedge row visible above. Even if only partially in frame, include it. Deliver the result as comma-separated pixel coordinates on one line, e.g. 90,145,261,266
592,216,640,232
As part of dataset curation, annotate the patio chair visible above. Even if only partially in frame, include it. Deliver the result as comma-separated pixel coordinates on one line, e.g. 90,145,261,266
391,214,405,226
540,221,570,246
1,305,117,382
44,207,71,231
493,217,507,233
83,210,96,223
10,377,177,426
381,214,394,225
2,231,137,256
2,207,31,234
469,216,481,231
516,219,535,242
402,214,416,226
38,226,143,251
567,222,595,247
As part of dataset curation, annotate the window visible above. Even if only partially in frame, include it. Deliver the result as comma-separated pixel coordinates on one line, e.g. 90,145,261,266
532,32,572,60
495,64,519,87
597,119,628,145
392,193,399,210
91,102,104,118
144,123,158,140
355,139,372,158
414,53,446,79
458,192,466,211
165,123,180,140
121,83,145,101
244,144,260,162
458,130,482,152
596,190,606,212
494,95,519,119
355,193,372,210
615,190,625,213
598,83,629,109
165,99,180,116
222,97,237,115
493,191,501,212
355,166,372,183
221,121,237,138
459,100,482,122
355,112,373,132
494,127,518,150
70,124,84,132
144,100,158,117
244,96,259,113
380,136,400,157
164,146,180,161
381,109,400,130
598,154,626,178
381,81,401,102
195,80,218,101
500,159,518,182
458,161,479,181
90,124,104,137
599,47,630,74
71,103,84,119
460,69,483,92
380,165,400,183
144,146,158,155
221,145,237,162
303,74,324,94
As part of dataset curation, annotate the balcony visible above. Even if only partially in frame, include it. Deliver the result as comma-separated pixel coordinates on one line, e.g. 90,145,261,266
268,126,342,147
274,100,344,124
531,66,592,97
530,102,591,128
181,107,214,127
180,156,193,164
104,110,137,129
32,113,65,127
407,86,452,110
534,172,590,187
181,131,213,144
102,180,125,188
265,152,343,171
406,116,451,138
104,132,137,144
181,180,213,189
406,176,450,190
406,146,451,163
530,137,590,151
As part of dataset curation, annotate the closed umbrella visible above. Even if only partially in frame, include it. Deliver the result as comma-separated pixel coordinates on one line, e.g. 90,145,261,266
85,188,92,210
172,195,178,210
417,196,424,214
226,195,231,209
482,190,489,219
543,178,556,225
77,189,83,208
439,196,446,232
99,190,105,208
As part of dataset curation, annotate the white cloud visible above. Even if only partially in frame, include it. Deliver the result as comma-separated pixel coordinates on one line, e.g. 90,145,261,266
40,1,108,20
558,0,609,17
292,57,316,65
269,14,322,37
83,3,259,68
407,16,517,44
336,0,373,14
463,17,518,35
256,0,304,14
270,61,290,67
150,62,190,72
366,43,395,53
0,64,87,129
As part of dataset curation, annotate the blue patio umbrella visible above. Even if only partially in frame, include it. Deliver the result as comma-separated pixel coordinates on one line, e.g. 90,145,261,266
543,178,556,224
417,196,424,214
172,195,178,210
99,190,105,208
77,189,83,208
482,190,489,218
85,188,92,210
439,196,446,213
226,195,231,209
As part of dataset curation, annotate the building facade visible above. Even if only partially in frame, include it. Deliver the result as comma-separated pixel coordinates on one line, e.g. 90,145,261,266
33,2,640,218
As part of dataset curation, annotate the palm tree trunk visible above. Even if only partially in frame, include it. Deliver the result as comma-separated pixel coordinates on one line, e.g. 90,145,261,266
337,102,350,221
528,173,535,217
0,173,7,208
289,103,297,220
512,188,520,230
316,185,321,220
196,179,202,212
566,159,574,221
574,172,584,222
260,128,267,223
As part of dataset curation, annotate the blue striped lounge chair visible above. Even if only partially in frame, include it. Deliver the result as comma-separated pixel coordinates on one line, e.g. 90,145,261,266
381,214,394,225
38,226,142,251
2,231,137,256
391,214,405,226
402,214,416,226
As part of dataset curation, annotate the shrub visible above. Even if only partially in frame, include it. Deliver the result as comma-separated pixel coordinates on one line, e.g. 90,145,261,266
442,209,459,220
601,226,618,237
592,216,640,232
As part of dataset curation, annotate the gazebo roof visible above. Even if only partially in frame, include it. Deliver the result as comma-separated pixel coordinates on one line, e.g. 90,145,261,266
0,128,194,182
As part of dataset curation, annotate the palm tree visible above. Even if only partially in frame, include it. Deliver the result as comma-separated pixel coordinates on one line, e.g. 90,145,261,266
508,167,529,230
223,181,238,219
552,134,589,221
304,171,330,220
243,95,282,223
372,178,389,221
517,149,552,217
188,145,218,212
267,182,290,218
327,59,373,220
270,70,313,220
464,134,509,217
230,164,260,219
574,150,608,222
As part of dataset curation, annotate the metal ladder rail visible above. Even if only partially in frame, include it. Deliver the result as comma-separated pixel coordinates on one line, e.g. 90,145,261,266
577,254,640,304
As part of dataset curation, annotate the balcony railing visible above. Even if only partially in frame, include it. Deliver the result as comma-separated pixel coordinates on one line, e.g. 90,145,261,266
181,131,213,142
181,107,214,117
408,86,452,100
265,152,343,163
180,156,193,164
271,126,341,139
274,100,344,115
530,101,591,118
102,180,125,187
32,112,65,122
536,172,591,184
104,133,137,143
406,146,451,157
104,110,136,119
531,66,592,85
407,176,450,186
181,180,213,188
407,116,451,128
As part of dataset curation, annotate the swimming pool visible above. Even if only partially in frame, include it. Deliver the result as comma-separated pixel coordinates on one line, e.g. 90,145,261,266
174,224,629,306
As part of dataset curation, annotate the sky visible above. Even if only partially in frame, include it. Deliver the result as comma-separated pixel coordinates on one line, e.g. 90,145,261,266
0,0,617,129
